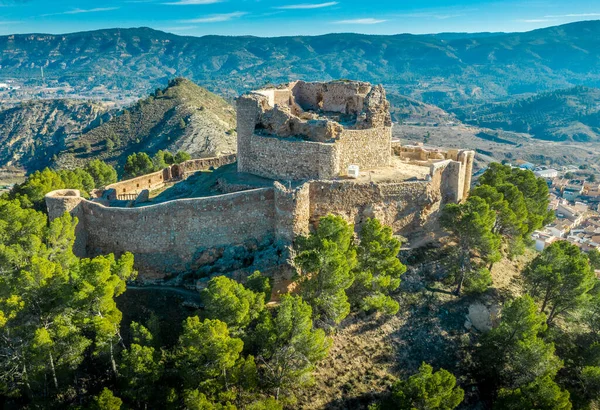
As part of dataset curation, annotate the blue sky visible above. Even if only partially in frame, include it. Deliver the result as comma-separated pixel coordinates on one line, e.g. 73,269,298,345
0,0,599,36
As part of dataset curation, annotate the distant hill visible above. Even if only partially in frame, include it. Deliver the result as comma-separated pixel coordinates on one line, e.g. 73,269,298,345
55,78,236,170
0,78,236,172
453,86,600,142
0,99,108,170
2,21,600,106
387,92,455,125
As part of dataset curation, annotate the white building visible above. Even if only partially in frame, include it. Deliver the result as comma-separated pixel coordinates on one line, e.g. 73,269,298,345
534,169,558,179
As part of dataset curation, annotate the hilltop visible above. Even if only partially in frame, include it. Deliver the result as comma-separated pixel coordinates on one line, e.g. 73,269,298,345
56,78,236,170
2,21,600,106
453,86,600,142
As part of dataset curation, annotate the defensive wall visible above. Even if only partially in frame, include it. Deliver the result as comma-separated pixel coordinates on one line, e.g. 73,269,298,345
46,187,281,283
103,154,237,200
45,80,475,291
45,150,471,288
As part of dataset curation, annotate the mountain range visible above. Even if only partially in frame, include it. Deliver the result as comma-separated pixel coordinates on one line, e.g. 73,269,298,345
2,21,600,107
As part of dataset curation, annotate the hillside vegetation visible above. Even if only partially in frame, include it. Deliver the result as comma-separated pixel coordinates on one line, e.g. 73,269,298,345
2,21,600,106
454,86,600,142
56,78,236,170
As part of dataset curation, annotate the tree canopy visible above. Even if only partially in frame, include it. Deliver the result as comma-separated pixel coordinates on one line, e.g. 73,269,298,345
201,276,265,334
351,218,406,315
523,241,596,324
295,215,357,325
478,163,554,234
124,152,154,178
0,198,136,402
85,159,118,189
9,167,94,211
251,294,331,399
440,196,501,295
478,296,563,394
391,362,464,410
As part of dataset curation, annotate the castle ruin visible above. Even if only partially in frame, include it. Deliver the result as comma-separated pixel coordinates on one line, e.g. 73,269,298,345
46,80,474,292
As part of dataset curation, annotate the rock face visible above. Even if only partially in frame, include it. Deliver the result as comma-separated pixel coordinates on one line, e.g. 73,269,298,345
252,80,391,143
464,303,500,332
0,99,108,170
0,78,237,173
359,84,392,129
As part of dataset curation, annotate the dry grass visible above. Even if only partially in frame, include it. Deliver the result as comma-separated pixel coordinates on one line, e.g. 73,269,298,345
297,314,401,409
488,248,536,298
295,248,538,409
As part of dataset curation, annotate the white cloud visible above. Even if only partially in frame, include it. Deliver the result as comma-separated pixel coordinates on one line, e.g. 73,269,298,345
181,11,247,23
333,18,386,25
516,18,557,23
65,7,120,14
162,0,222,5
275,2,338,10
544,13,600,18
41,7,119,17
395,11,463,20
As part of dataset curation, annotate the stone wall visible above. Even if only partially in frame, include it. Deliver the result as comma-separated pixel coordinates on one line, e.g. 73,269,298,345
237,81,393,181
172,154,237,178
106,169,170,197
308,179,436,237
104,154,237,197
393,144,476,201
46,163,464,283
48,189,277,281
239,133,340,181
290,80,371,113
274,182,311,243
337,127,392,175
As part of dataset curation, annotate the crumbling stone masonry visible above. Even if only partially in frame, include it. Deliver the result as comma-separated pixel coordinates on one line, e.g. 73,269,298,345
237,80,392,181
46,80,474,292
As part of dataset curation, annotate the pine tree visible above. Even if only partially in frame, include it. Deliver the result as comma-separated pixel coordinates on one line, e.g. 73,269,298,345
118,322,163,406
523,241,595,324
495,376,572,410
85,159,118,188
124,152,154,178
174,317,244,398
252,295,331,400
201,276,265,334
391,363,464,410
295,215,357,325
440,196,501,295
0,200,135,401
478,296,563,392
351,218,406,315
